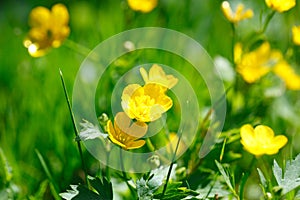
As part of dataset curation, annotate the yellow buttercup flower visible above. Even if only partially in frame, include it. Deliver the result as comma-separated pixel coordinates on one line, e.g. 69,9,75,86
240,124,287,156
107,112,148,150
23,3,70,57
292,26,300,45
273,61,300,90
127,0,158,13
121,83,173,122
265,0,296,12
140,64,178,89
221,1,253,24
235,42,282,83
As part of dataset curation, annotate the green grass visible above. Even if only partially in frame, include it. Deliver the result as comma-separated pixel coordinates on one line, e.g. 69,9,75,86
1,0,300,199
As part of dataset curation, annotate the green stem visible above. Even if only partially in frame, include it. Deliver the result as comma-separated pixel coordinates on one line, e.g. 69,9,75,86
231,22,236,63
239,156,256,199
106,150,111,181
161,128,183,198
63,39,99,61
119,148,136,196
59,69,89,187
35,149,61,200
261,11,276,34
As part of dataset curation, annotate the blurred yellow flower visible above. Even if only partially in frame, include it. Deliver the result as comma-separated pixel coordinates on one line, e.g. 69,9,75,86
221,1,253,23
23,3,70,57
273,61,300,90
127,0,158,13
265,0,296,12
140,64,178,89
107,112,148,150
235,42,282,83
240,124,288,156
292,26,300,45
121,83,173,122
166,133,186,156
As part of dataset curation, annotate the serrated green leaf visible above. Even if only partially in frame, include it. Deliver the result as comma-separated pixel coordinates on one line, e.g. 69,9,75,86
79,119,107,141
60,176,113,200
214,160,234,192
60,184,101,200
89,177,113,200
196,179,230,199
137,164,177,199
73,185,102,200
273,154,300,195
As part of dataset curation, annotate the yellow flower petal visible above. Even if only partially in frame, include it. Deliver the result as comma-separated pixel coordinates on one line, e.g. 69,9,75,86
127,0,158,13
140,64,178,89
24,3,70,57
107,112,148,150
240,124,288,156
265,0,296,12
107,120,127,149
273,61,300,90
126,140,146,150
236,42,282,83
292,26,300,46
51,4,69,26
221,1,253,23
121,83,173,122
29,6,51,27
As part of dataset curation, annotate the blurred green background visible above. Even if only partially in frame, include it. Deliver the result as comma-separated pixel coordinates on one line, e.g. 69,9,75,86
1,0,300,199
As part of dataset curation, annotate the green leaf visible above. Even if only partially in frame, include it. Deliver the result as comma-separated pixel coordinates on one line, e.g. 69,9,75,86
0,148,12,187
257,168,267,188
89,176,113,200
79,119,107,141
196,179,231,199
136,164,177,199
153,182,198,200
60,177,113,200
214,160,234,193
28,180,49,200
273,154,300,195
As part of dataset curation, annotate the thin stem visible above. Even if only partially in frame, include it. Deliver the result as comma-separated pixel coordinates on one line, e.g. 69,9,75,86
261,11,276,34
239,156,256,199
119,148,136,196
106,150,111,181
231,22,236,63
161,128,183,197
35,149,61,200
63,39,99,61
59,69,89,187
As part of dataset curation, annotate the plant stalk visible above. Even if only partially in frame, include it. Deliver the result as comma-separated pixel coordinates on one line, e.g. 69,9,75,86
59,69,89,187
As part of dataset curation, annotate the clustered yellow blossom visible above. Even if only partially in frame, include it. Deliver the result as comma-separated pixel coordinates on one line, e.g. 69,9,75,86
234,42,281,83
107,112,148,150
121,83,173,122
23,3,70,57
240,124,288,156
265,0,296,12
221,1,253,24
108,64,178,150
234,42,300,90
292,26,300,45
127,0,158,13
